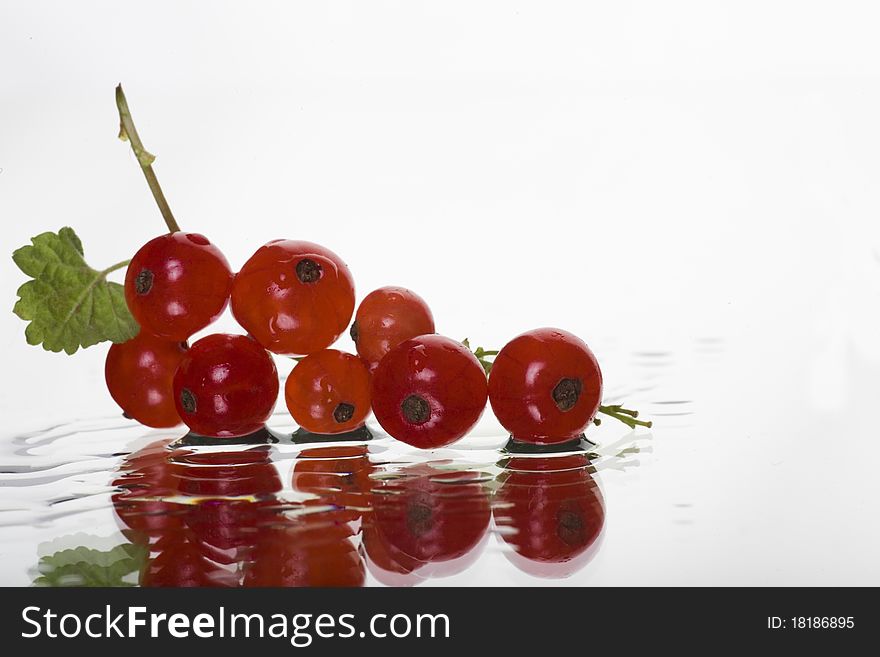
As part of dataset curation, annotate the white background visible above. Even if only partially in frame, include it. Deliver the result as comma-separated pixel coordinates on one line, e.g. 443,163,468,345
2,1,880,584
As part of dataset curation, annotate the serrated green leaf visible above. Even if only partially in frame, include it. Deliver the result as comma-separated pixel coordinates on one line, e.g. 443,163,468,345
12,227,138,354
33,543,148,587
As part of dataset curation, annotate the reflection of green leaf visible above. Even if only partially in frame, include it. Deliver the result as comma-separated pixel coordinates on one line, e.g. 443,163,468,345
12,227,138,354
33,543,148,587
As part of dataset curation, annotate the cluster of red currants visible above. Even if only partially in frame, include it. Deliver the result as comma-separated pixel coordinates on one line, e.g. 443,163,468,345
106,231,607,448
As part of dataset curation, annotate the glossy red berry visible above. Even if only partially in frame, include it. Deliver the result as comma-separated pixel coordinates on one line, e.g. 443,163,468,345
351,286,435,371
105,332,187,427
230,240,355,356
172,333,279,438
285,349,372,434
125,232,233,341
488,328,602,444
371,335,488,448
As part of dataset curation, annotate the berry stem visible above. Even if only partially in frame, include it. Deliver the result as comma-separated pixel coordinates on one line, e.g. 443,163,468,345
598,404,653,429
100,259,131,277
461,338,496,375
115,84,181,234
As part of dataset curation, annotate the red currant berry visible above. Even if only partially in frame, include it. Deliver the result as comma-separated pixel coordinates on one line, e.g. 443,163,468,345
284,349,371,434
125,232,233,341
230,240,355,356
494,454,605,578
488,328,603,444
371,335,488,448
172,333,279,438
105,332,187,428
351,286,435,371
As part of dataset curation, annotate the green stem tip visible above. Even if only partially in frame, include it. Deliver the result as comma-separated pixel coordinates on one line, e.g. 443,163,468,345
598,404,653,429
462,338,496,376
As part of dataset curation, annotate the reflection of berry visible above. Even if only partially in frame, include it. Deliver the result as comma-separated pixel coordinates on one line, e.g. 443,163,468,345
112,441,239,587
174,448,282,565
285,350,372,434
124,232,233,341
351,287,435,371
140,536,239,588
231,240,355,356
105,332,187,428
361,517,426,587
116,443,289,586
243,519,365,587
111,439,185,545
172,334,279,438
493,454,605,579
488,328,603,444
293,445,374,523
371,335,488,448
370,466,490,572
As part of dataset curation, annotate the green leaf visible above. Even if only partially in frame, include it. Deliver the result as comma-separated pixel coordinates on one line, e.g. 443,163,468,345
33,543,148,587
12,227,138,354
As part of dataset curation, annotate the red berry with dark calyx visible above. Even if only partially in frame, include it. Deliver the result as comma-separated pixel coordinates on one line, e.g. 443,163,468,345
172,333,279,438
125,232,233,341
285,349,372,435
231,240,355,356
351,286,435,371
488,328,603,444
371,335,488,449
105,332,187,428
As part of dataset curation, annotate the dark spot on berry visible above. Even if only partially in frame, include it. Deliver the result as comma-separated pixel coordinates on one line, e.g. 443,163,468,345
135,269,154,295
401,395,430,425
556,507,586,546
552,378,582,412
122,411,133,420
180,388,197,414
406,501,433,537
349,321,359,344
295,258,322,283
333,402,355,424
